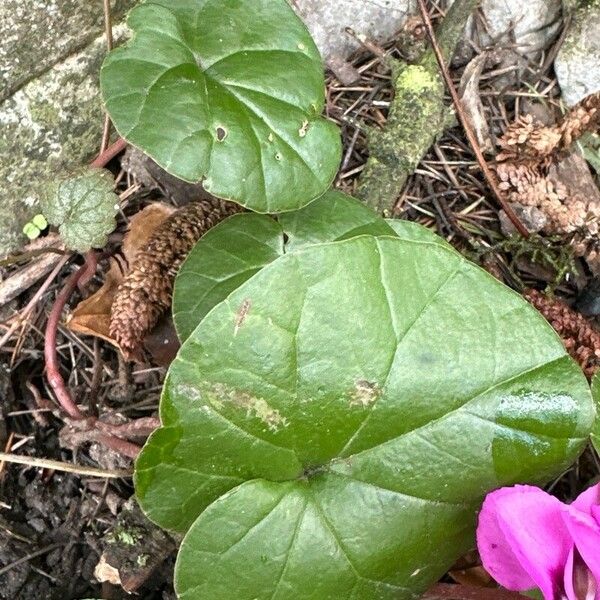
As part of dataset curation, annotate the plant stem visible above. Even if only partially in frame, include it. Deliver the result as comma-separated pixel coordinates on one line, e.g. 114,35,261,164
91,137,127,169
44,251,97,420
41,134,150,459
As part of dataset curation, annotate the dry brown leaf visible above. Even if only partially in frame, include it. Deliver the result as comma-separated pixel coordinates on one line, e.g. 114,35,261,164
67,203,176,346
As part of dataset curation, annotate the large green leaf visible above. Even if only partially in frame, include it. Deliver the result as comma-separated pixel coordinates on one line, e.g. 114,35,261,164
137,235,594,599
100,0,341,213
592,372,600,453
173,191,451,340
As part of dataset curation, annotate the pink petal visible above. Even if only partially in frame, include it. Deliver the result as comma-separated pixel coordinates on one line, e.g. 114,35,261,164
573,483,600,516
561,504,600,587
477,485,573,600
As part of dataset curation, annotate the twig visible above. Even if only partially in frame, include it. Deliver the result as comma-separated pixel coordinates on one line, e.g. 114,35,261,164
0,432,15,478
355,0,479,213
0,254,71,351
44,251,97,420
417,0,529,238
0,452,131,479
0,242,67,306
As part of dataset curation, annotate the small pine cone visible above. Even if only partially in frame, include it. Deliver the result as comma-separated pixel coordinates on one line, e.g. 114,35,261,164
496,162,544,205
559,92,600,149
110,199,241,359
524,289,600,379
497,115,562,162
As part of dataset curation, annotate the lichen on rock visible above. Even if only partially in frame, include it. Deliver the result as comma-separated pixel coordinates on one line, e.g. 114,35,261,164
555,1,600,105
0,24,130,257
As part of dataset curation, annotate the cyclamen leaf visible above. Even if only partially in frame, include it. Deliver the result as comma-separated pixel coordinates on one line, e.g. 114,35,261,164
137,236,594,599
591,372,600,453
173,191,452,341
100,0,341,213
41,169,118,252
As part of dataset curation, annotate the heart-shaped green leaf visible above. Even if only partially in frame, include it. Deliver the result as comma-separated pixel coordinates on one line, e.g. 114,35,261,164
40,168,118,252
137,235,594,599
173,191,450,341
100,0,341,213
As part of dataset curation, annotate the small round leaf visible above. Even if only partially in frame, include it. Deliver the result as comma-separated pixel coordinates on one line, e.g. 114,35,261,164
40,168,118,253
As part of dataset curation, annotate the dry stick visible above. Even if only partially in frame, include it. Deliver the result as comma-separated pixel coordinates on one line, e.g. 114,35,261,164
416,0,530,238
0,254,71,351
0,451,131,479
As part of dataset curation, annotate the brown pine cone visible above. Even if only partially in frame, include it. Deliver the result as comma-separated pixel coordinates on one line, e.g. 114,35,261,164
497,115,562,162
524,288,600,379
110,199,241,359
560,92,600,148
497,92,600,163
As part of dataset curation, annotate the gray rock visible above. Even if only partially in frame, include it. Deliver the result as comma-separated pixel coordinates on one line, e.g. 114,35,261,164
294,0,562,68
292,0,417,67
479,0,562,53
499,204,549,236
0,0,135,103
555,1,600,106
0,25,130,257
451,0,563,65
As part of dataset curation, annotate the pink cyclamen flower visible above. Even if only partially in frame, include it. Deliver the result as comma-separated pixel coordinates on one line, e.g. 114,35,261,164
477,484,600,600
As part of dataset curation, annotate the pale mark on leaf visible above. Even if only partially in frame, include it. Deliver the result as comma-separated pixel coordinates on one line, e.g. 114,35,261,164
350,380,381,408
211,383,289,432
234,298,252,336
298,120,309,137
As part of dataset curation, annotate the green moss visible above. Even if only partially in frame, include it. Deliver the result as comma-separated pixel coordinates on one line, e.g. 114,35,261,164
395,65,438,92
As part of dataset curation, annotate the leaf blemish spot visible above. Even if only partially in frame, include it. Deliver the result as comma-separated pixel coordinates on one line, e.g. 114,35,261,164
216,126,227,141
234,298,252,336
275,153,282,161
350,379,381,408
299,120,309,137
210,383,288,432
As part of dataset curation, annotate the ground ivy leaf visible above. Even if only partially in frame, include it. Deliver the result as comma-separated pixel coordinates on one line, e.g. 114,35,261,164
173,191,442,341
137,236,594,599
40,168,118,252
100,0,341,213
